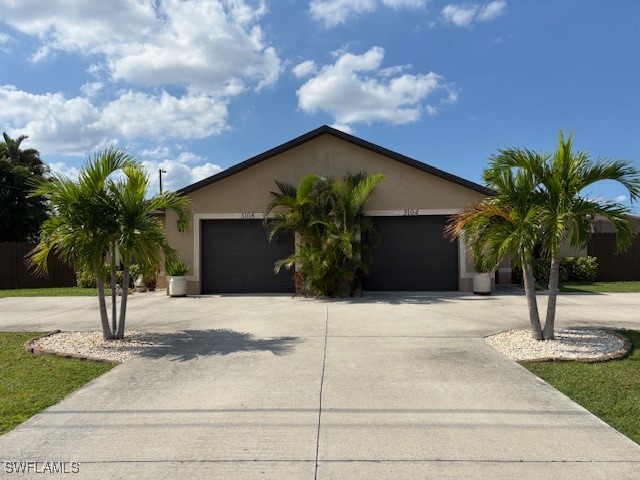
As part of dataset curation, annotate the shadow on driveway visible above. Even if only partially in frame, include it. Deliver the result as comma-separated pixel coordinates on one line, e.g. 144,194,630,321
138,329,302,362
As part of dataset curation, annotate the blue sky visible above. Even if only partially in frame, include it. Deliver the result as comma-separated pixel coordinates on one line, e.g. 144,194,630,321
0,1,638,210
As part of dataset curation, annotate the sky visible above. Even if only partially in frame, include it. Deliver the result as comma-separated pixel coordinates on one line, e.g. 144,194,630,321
0,0,638,211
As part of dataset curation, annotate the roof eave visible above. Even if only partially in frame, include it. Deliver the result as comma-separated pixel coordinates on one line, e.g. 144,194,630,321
177,125,493,197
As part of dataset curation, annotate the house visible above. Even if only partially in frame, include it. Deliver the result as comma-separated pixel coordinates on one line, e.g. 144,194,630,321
160,125,507,295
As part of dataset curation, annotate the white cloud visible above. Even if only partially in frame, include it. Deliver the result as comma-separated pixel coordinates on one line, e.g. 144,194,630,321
377,64,411,78
0,85,229,155
441,4,476,27
309,0,426,28
330,123,354,134
142,155,224,192
292,60,318,78
381,0,426,8
47,152,223,192
0,85,104,154
441,0,506,27
99,90,228,139
49,161,81,180
0,0,281,94
477,0,507,21
296,47,456,128
80,82,103,98
615,195,628,202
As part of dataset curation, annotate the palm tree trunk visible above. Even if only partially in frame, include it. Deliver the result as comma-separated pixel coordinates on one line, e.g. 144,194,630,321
543,255,560,340
110,244,117,335
522,258,543,340
96,272,114,340
116,266,130,339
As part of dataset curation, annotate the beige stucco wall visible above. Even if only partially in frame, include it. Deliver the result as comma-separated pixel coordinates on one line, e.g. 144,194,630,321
559,241,588,258
164,134,489,294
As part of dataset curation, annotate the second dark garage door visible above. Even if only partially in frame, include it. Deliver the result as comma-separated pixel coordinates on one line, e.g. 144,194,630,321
201,220,295,293
362,216,459,291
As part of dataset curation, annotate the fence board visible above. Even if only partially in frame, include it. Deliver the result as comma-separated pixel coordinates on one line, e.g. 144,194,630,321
587,234,640,281
0,243,76,289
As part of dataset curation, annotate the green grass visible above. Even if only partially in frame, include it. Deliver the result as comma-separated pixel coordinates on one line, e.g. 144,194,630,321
0,287,113,298
522,330,640,444
0,332,115,435
560,281,640,293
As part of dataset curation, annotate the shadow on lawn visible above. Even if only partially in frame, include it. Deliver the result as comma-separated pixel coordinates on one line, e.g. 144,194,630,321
138,329,301,362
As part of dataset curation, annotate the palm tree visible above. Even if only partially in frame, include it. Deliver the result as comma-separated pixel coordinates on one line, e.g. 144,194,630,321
264,172,384,297
446,153,545,339
0,132,47,175
494,131,640,339
29,148,192,340
0,132,49,242
449,131,640,340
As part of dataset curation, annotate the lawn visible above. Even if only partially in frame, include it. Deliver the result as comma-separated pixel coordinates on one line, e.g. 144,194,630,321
559,281,640,293
0,332,115,435
0,287,112,298
522,330,640,445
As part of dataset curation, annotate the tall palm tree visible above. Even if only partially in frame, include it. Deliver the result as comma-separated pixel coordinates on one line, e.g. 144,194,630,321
0,132,49,242
264,172,384,297
494,131,640,339
29,148,192,340
0,132,47,175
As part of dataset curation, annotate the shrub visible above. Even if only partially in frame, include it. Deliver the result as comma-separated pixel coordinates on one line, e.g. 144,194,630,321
564,256,598,282
75,263,140,288
511,256,597,287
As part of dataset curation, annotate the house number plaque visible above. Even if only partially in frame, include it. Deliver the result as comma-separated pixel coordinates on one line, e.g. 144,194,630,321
240,212,256,219
403,209,419,216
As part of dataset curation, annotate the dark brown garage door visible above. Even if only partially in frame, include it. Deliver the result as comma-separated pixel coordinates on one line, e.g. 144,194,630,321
362,216,458,291
201,220,295,293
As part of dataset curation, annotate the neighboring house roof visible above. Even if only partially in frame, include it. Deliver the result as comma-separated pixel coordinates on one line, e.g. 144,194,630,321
593,215,640,233
178,125,493,196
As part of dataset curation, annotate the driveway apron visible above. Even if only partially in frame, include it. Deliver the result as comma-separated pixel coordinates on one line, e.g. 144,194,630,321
1,293,640,479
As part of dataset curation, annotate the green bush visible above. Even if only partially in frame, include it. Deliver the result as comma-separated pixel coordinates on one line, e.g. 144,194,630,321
75,263,140,288
510,256,598,287
564,256,598,282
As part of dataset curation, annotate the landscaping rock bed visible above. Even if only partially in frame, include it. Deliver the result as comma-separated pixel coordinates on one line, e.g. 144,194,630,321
25,331,161,364
486,328,632,362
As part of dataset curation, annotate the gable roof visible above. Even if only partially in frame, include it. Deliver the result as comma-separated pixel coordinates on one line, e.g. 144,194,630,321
178,125,493,196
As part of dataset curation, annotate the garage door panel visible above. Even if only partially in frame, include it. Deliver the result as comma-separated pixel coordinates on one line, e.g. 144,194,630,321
363,216,458,291
201,220,294,293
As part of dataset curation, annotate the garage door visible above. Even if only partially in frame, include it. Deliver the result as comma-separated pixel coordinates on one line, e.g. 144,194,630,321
362,216,458,291
201,220,295,293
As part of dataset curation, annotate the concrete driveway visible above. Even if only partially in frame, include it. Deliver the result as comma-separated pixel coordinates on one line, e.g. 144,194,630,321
1,291,640,479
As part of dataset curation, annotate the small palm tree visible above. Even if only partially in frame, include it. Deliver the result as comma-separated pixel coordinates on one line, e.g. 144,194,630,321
265,172,384,297
29,148,192,340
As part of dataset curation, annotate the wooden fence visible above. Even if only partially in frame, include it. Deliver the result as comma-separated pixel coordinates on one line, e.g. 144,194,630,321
0,243,76,289
587,234,640,281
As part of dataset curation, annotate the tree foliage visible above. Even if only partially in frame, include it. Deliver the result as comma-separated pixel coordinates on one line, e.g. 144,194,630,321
447,130,640,340
29,148,192,339
265,172,384,297
0,133,49,242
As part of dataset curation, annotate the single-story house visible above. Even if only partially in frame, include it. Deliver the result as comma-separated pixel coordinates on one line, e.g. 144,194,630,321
160,125,512,295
